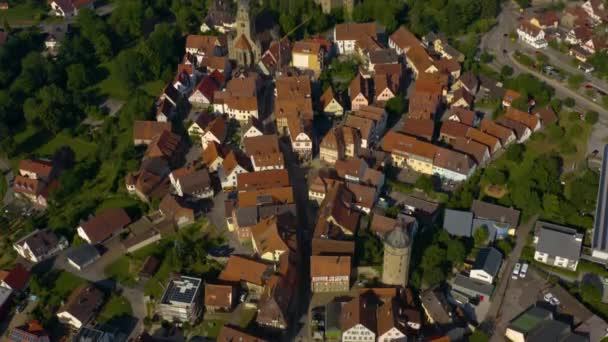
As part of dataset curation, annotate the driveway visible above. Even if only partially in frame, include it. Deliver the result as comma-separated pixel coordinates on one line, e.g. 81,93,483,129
484,216,537,337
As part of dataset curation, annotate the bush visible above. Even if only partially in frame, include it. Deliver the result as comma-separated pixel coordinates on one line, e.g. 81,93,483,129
501,65,514,78
564,97,576,107
505,144,524,162
530,132,545,141
585,111,599,124
567,74,585,89
568,111,580,121
559,142,577,155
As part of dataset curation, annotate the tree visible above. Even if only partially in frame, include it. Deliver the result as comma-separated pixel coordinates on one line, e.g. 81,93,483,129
470,330,489,342
580,282,602,303
66,64,89,92
279,13,296,35
485,167,507,185
112,49,148,90
505,144,524,163
23,85,75,133
585,111,599,124
564,97,576,107
542,193,561,221
473,226,489,246
567,74,585,89
446,239,466,266
501,65,514,78
495,239,513,256
415,175,434,193
109,0,146,41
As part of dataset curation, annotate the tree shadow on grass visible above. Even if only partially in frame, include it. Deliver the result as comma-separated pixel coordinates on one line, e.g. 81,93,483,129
15,130,51,156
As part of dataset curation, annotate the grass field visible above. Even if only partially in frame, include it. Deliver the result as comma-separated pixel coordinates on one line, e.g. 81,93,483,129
98,295,133,323
13,126,97,162
52,271,87,299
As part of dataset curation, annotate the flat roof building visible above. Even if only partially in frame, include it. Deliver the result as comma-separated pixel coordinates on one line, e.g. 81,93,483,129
157,275,203,323
592,144,608,260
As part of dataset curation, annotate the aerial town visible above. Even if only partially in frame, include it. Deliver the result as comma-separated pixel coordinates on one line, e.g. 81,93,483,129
2,0,608,341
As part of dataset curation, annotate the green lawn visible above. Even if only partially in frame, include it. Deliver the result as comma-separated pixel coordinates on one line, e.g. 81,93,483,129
13,127,97,161
238,307,257,328
190,319,226,339
98,295,133,323
105,257,138,287
52,271,86,299
0,3,45,26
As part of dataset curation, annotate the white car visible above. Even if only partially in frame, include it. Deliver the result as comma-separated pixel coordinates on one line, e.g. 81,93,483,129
550,296,560,306
519,263,529,278
544,292,560,306
513,263,521,279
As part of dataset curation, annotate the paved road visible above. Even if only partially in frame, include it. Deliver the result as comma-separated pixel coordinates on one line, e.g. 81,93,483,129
481,1,608,153
485,216,537,339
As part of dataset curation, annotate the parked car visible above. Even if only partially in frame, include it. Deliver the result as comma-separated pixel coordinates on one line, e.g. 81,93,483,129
16,302,26,313
513,263,521,279
544,292,560,306
519,263,528,278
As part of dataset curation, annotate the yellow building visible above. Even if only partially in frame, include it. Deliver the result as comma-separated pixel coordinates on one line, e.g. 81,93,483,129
292,41,323,74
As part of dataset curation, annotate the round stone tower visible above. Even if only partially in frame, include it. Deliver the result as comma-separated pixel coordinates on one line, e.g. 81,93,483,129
382,226,411,287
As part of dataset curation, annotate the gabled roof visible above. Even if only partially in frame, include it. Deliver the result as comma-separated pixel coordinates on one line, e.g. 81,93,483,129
217,325,268,342
335,22,377,41
433,147,476,175
59,285,104,324
310,255,350,278
479,119,515,145
443,209,473,237
185,34,223,53
204,282,234,308
471,200,520,227
452,137,489,165
466,127,501,151
401,118,434,140
534,106,558,125
145,130,182,160
320,87,340,110
133,121,172,142
219,255,271,286
505,107,540,130
0,264,30,292
251,215,297,256
473,247,502,277
535,221,583,260
14,229,62,260
448,107,476,126
192,74,221,102
237,169,290,192
496,117,530,140
292,40,321,55
79,208,131,244
19,159,54,179
349,73,368,98
389,26,422,50
440,120,472,140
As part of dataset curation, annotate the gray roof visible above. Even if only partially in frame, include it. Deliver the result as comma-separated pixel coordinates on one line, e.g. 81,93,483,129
471,200,520,227
161,276,202,304
325,300,343,332
400,195,440,214
66,244,100,268
529,320,589,342
593,144,608,253
574,315,608,342
178,169,211,196
420,287,452,325
369,49,399,65
451,274,494,297
472,218,501,241
536,221,583,261
235,206,258,227
384,226,410,249
443,209,473,237
473,247,502,277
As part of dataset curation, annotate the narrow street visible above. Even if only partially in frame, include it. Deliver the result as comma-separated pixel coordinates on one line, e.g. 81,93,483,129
485,216,537,339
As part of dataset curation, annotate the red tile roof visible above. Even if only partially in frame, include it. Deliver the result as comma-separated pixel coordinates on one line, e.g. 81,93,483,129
79,208,131,244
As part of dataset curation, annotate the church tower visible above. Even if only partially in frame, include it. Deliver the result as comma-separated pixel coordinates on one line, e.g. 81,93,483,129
382,225,411,288
228,0,261,67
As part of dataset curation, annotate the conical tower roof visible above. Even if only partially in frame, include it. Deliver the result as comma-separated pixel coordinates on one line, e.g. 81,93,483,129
384,226,409,249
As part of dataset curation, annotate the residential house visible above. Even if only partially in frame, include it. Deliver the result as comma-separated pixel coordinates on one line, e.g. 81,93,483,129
534,221,583,271
439,120,471,144
172,64,197,95
66,244,100,271
49,0,93,17
517,21,548,49
409,75,443,120
534,106,558,125
13,229,68,264
56,285,104,329
204,282,236,313
133,121,172,146
341,126,361,158
349,73,370,110
201,56,231,77
157,276,202,323
453,71,479,94
251,214,297,262
334,22,377,55
286,113,314,160
200,0,236,33
335,158,368,183
479,75,506,101
242,117,264,138
292,40,323,74
200,116,227,150
389,26,422,55
320,128,345,164
530,11,559,29
479,119,517,146
420,286,452,325
447,106,478,127
8,321,50,342
76,208,131,244
310,255,351,293
582,0,608,23
219,255,271,295
465,128,502,155
471,200,521,231
217,325,268,342
374,73,398,103
258,39,291,76
377,299,410,342
188,70,224,106
432,147,476,182
505,107,542,132
202,142,226,172
243,134,284,171
401,118,434,141
353,105,388,142
405,44,438,78
185,34,226,61
320,87,344,116
470,247,502,284
566,26,594,45
452,137,490,165
582,36,607,54
0,264,30,293
145,130,184,166
213,76,259,122
449,88,474,109
425,32,465,62
367,49,398,73
156,98,176,122
506,306,586,342
256,274,292,330
218,150,250,190
443,209,474,237
126,157,171,203
435,57,462,81
339,292,379,342
346,182,376,214
13,159,57,208
170,168,213,199
345,115,375,149
159,194,196,226
502,89,522,107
